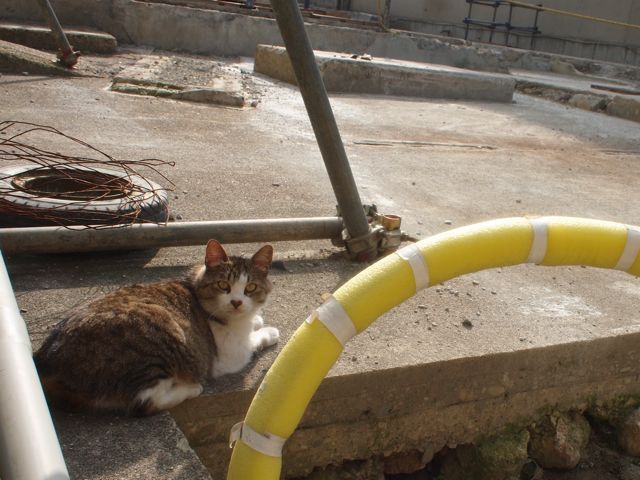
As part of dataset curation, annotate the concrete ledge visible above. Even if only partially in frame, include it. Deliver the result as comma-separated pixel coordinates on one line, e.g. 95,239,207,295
255,44,515,103
172,331,640,478
0,22,117,54
2,0,639,83
607,95,640,123
55,411,212,479
0,39,80,75
514,73,640,124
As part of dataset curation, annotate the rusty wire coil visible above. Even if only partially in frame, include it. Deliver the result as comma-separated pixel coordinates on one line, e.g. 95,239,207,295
0,121,174,228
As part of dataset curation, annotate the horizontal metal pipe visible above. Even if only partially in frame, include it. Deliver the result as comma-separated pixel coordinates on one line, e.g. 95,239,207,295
0,217,344,255
0,250,69,479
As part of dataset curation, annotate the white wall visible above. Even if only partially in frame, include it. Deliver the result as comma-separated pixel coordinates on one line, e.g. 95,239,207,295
350,0,640,47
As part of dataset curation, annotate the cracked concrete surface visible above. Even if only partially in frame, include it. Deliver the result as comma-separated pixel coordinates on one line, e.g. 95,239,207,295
2,47,640,477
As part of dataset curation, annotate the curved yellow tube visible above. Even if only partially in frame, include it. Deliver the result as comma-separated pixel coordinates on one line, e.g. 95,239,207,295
227,216,638,479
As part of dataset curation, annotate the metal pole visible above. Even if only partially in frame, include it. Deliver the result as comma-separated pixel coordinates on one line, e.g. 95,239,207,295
0,217,344,255
506,3,513,46
0,250,69,480
381,0,392,29
464,0,473,40
269,0,374,258
34,0,79,67
489,1,498,43
531,4,542,50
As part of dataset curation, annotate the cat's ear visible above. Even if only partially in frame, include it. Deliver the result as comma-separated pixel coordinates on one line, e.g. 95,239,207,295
251,245,273,272
205,240,229,269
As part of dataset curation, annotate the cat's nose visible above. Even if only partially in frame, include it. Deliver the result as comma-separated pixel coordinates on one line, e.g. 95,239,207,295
231,300,243,309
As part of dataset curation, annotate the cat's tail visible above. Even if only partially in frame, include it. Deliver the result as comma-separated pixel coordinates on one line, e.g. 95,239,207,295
35,365,162,416
34,356,131,415
38,373,98,412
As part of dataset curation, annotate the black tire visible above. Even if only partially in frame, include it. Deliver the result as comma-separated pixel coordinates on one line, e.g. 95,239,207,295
0,165,169,227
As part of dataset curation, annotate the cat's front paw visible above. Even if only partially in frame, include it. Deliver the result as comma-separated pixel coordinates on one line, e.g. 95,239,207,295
251,326,279,351
252,315,265,330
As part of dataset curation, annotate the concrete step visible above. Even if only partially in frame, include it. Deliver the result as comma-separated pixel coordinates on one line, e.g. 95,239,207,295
0,39,80,75
0,22,117,54
3,0,639,82
172,331,640,478
54,411,212,479
255,44,515,103
512,69,640,123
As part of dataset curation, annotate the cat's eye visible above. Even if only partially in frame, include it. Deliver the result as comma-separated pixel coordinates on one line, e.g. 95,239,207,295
245,283,257,294
217,280,230,292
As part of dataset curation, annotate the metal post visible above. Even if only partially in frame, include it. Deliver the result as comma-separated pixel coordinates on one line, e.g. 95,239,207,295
464,0,473,40
269,0,376,260
489,1,498,43
381,0,392,29
34,0,79,67
0,250,69,479
506,2,513,46
0,217,344,255
531,5,542,49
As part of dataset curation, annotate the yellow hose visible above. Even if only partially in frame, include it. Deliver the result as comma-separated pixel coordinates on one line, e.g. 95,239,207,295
227,216,640,479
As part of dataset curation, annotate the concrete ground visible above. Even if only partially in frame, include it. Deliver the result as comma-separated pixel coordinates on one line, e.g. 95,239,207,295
2,26,640,480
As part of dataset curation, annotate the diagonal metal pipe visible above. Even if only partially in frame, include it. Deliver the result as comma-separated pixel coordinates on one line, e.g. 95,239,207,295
269,0,375,259
0,249,69,479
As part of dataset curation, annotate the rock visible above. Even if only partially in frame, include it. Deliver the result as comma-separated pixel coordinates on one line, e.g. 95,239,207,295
383,450,425,475
620,463,640,480
528,411,591,470
617,408,640,457
440,430,529,480
550,59,582,76
588,396,640,426
607,95,640,123
567,93,607,112
475,430,530,479
305,458,384,480
519,460,543,480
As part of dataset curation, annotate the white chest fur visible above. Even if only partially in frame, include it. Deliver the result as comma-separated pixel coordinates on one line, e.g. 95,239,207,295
209,316,254,377
209,314,280,378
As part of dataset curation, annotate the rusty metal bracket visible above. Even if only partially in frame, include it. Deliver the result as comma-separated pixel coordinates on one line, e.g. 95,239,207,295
34,0,80,68
335,205,413,261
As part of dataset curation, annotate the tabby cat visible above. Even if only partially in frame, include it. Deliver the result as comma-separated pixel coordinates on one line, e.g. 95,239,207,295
34,240,279,416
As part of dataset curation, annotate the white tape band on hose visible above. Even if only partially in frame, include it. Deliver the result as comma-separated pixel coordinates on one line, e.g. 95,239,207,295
305,296,357,346
229,422,287,458
396,243,430,292
615,226,640,271
527,218,548,264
